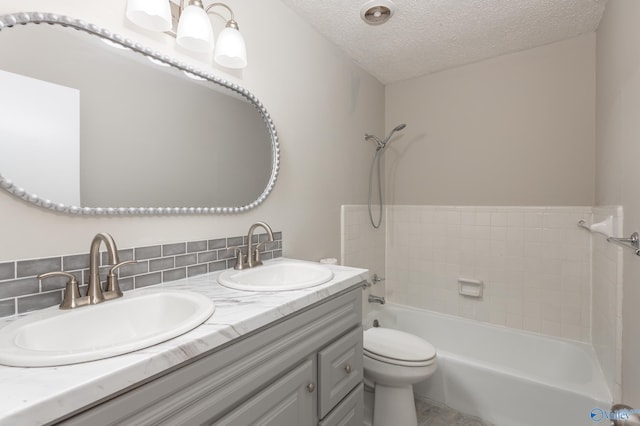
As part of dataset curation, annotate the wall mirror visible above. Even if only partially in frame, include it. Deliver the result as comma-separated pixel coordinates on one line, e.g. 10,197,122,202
0,12,279,215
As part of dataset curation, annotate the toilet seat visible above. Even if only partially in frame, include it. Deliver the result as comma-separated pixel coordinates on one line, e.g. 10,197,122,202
364,349,435,367
364,327,436,366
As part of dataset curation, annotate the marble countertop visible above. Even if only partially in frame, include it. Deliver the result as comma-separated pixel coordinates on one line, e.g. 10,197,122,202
0,258,368,426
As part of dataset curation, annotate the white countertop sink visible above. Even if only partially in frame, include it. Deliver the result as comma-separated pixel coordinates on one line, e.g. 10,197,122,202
217,261,334,291
0,289,215,367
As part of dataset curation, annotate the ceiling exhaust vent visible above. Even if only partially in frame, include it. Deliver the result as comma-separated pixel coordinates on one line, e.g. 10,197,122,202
360,0,397,25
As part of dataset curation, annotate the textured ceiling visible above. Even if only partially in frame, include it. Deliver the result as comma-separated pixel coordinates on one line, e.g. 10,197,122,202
280,0,608,84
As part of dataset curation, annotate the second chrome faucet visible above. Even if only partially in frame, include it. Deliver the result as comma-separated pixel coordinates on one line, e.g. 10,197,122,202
229,221,275,270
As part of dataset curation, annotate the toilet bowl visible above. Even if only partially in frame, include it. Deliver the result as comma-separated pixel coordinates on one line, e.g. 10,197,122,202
363,327,437,426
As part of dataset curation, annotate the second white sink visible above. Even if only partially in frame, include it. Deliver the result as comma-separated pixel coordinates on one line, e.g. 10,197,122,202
0,289,215,367
217,261,334,291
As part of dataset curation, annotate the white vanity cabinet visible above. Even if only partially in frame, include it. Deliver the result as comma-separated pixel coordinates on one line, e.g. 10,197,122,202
59,286,364,426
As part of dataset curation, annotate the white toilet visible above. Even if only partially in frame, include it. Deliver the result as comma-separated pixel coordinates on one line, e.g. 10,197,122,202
363,327,437,426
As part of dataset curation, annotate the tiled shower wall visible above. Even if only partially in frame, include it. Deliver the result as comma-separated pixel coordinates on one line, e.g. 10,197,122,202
0,232,282,318
592,206,623,400
342,205,598,341
385,206,592,342
341,205,385,279
341,205,385,316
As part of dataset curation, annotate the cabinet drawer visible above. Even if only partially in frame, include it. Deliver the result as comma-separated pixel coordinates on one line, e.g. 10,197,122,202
318,383,363,426
214,358,315,426
318,326,363,418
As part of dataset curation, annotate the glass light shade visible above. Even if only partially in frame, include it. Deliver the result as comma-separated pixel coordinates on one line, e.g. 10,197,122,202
176,5,214,53
214,27,247,69
126,0,172,32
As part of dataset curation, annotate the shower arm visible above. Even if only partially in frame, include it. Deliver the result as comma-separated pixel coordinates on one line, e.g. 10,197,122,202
366,123,407,151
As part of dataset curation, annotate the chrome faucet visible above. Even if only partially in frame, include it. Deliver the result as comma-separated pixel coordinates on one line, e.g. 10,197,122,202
247,221,274,268
368,295,386,304
228,221,276,270
88,232,136,304
38,232,135,309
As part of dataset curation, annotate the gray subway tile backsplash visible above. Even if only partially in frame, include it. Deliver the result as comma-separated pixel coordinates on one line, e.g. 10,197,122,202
162,268,186,283
16,257,61,278
62,254,90,271
197,251,217,264
217,248,236,260
119,261,149,278
0,299,15,317
0,262,14,281
227,236,244,247
0,277,40,299
208,238,226,250
187,264,208,277
187,240,208,253
0,231,282,318
17,291,62,314
162,242,186,256
149,257,175,272
119,277,134,292
134,272,163,288
134,245,162,260
209,260,227,272
175,253,198,268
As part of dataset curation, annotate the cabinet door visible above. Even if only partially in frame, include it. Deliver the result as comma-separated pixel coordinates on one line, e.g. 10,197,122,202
214,359,315,426
319,384,363,426
318,327,363,418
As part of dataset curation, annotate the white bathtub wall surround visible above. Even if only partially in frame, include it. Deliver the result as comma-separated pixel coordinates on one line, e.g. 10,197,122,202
386,205,592,342
0,259,368,425
366,304,611,426
341,205,385,275
341,205,385,314
0,232,282,318
591,206,623,401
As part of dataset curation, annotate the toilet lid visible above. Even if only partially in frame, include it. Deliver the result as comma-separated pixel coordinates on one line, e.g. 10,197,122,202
364,327,436,363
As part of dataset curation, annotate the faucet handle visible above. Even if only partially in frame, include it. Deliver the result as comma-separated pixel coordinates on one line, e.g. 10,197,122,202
38,271,84,310
105,260,137,299
372,274,385,283
227,246,246,270
252,242,269,267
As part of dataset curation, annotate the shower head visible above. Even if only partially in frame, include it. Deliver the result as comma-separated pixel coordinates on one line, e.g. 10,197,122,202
365,123,406,151
382,123,407,145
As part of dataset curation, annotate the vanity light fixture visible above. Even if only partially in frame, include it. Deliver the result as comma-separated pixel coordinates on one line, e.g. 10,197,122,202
126,0,247,69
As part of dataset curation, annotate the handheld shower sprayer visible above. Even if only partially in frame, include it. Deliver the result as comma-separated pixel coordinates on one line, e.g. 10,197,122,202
366,123,406,151
364,123,407,228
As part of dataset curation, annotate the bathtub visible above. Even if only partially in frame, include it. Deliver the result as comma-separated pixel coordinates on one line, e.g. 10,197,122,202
365,303,612,426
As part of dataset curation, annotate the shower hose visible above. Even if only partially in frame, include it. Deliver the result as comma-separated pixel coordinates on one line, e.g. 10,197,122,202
368,148,384,229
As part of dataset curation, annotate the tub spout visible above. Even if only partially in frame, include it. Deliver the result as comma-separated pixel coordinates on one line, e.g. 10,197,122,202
368,295,385,304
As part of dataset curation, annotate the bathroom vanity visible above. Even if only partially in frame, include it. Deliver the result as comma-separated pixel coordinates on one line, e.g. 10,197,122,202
0,259,367,425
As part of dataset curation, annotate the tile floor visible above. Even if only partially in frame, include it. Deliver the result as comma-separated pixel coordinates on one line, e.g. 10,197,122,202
415,398,493,426
364,388,492,426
